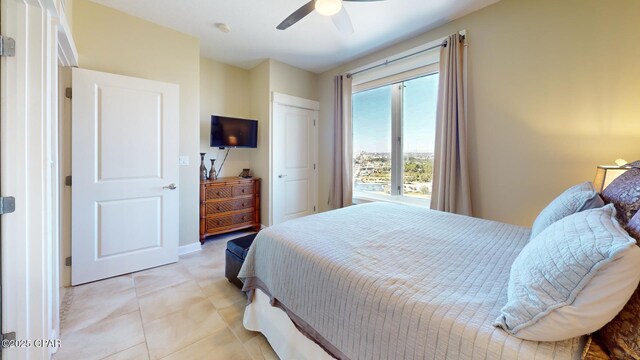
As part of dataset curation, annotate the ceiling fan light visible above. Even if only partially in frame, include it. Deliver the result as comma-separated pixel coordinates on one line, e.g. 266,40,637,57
315,0,342,16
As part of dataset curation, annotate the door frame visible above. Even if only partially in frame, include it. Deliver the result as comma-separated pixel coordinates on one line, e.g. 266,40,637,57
270,92,319,226
0,0,77,358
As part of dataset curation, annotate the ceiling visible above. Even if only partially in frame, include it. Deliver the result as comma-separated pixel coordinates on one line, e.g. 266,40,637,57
91,0,500,73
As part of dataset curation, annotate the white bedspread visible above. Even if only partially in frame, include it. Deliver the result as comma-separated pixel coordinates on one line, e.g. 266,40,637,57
239,202,584,360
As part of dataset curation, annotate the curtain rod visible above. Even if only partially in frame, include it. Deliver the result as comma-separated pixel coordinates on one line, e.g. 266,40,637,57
346,35,465,78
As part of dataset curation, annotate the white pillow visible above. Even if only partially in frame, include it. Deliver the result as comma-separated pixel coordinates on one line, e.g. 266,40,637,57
495,204,640,341
530,182,603,239
513,249,640,341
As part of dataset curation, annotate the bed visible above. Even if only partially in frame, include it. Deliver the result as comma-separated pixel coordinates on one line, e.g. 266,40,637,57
238,202,586,360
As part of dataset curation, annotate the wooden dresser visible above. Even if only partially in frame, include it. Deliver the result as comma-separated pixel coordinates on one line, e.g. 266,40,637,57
199,177,261,243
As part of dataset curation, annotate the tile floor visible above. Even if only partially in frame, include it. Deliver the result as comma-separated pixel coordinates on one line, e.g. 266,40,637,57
55,232,279,360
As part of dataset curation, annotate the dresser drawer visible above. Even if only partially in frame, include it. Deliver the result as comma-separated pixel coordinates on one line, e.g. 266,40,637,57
232,184,254,197
232,211,253,224
205,186,232,200
206,211,254,232
207,215,233,230
206,198,253,214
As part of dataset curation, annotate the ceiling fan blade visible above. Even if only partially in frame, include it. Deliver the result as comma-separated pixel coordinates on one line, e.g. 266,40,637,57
332,7,354,34
343,0,385,2
277,0,316,30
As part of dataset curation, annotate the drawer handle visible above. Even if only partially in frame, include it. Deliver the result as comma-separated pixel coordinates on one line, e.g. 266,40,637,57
242,189,246,193
217,220,222,225
217,206,221,211
241,203,245,207
241,216,246,221
216,192,221,196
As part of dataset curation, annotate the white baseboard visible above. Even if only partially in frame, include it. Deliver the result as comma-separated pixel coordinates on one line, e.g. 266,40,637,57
178,242,202,256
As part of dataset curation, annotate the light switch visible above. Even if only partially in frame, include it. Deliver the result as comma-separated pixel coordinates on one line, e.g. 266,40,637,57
179,156,189,166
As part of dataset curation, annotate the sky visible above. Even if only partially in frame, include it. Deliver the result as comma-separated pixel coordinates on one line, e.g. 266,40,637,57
352,73,438,154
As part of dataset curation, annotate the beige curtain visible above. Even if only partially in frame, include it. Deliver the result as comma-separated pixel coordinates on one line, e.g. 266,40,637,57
430,34,472,216
328,75,353,209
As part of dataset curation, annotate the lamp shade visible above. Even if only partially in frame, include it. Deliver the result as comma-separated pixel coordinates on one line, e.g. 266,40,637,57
593,165,630,193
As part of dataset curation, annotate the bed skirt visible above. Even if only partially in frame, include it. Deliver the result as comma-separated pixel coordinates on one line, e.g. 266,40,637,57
243,288,335,360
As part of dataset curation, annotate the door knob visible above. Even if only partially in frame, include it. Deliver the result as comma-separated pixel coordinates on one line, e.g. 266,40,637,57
163,183,177,190
278,174,287,178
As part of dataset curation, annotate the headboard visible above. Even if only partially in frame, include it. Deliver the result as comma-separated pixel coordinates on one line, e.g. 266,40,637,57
601,160,640,240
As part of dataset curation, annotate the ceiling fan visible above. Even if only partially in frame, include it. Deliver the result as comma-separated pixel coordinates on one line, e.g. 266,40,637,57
277,0,385,34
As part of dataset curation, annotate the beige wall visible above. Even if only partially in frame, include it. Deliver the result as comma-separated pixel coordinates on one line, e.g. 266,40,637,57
69,0,637,233
73,0,201,246
249,61,271,226
199,57,318,226
249,60,319,226
200,58,253,178
70,1,318,247
270,59,319,101
318,0,640,226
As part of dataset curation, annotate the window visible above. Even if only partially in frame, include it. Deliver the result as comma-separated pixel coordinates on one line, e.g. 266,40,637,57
352,69,439,205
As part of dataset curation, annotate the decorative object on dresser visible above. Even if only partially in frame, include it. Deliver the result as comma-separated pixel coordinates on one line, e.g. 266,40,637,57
199,152,207,181
239,168,251,178
199,177,261,243
208,159,217,180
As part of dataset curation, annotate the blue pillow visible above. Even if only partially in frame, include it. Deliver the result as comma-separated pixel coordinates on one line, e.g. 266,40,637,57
495,204,639,340
530,182,603,239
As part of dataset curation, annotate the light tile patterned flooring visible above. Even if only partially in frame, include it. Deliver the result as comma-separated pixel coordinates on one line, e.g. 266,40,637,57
55,232,279,360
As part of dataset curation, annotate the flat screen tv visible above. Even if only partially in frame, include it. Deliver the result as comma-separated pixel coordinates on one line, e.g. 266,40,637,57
210,115,258,148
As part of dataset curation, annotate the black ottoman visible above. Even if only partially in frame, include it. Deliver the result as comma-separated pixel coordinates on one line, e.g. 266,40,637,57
225,233,257,288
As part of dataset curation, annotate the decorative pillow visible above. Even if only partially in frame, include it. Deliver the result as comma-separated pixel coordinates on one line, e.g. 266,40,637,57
627,210,640,241
598,282,640,359
601,161,640,225
530,182,602,239
495,204,640,341
596,212,640,359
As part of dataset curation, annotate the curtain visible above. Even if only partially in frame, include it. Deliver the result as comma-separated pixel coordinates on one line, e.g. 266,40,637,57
328,75,353,209
430,33,472,216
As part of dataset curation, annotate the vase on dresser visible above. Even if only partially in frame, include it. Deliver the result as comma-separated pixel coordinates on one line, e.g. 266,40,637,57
209,159,217,180
199,153,207,181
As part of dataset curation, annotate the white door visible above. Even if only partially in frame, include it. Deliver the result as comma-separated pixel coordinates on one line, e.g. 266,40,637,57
72,68,179,285
272,94,318,225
